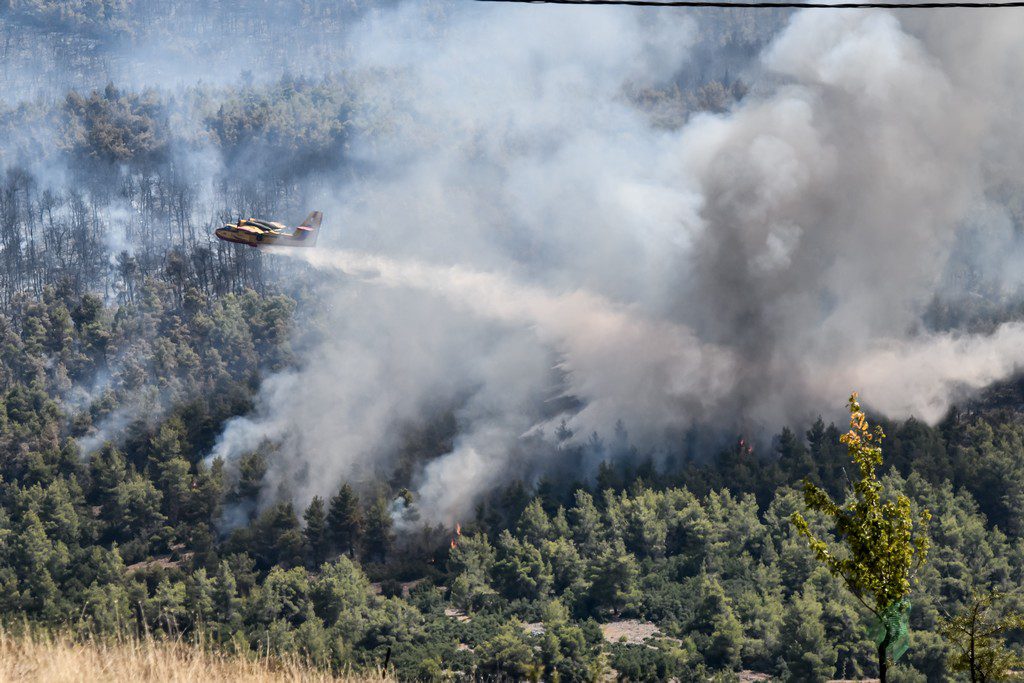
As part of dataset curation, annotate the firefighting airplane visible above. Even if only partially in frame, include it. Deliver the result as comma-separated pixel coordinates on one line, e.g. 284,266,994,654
215,211,322,248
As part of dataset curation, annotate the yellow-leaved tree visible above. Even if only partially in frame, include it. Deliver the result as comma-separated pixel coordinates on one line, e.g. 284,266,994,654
790,392,931,683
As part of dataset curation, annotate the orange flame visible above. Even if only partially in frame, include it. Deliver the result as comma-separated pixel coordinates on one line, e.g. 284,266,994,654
455,522,462,536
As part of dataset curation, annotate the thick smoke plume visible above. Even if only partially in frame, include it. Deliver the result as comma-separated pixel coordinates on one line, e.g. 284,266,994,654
209,4,1024,523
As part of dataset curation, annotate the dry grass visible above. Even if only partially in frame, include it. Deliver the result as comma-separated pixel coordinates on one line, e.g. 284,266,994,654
0,629,391,683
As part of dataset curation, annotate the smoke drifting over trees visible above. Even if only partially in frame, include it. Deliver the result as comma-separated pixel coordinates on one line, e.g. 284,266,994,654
7,2,1024,679
5,0,1024,522
6,1,1024,523
197,4,1024,522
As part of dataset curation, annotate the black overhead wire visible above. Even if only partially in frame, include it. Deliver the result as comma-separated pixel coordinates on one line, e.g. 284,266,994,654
477,0,1024,7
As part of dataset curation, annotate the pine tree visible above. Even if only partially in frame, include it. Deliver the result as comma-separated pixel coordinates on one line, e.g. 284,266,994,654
518,498,553,546
492,529,553,601
185,568,215,627
214,560,240,628
781,586,837,682
692,570,743,671
89,444,126,505
151,577,186,634
940,590,1024,682
586,538,640,617
157,457,191,523
361,496,393,563
448,533,498,612
303,495,328,567
777,426,814,482
568,490,603,554
234,451,267,503
149,418,186,463
16,510,60,618
327,483,361,558
254,502,304,569
110,474,166,541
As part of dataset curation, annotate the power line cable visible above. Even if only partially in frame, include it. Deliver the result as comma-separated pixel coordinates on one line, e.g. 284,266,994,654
477,0,1024,8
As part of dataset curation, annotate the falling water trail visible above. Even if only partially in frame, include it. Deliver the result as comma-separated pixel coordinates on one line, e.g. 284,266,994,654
293,247,660,334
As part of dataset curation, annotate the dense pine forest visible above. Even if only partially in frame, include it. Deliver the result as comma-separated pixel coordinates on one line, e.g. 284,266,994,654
4,1,1024,682
7,271,1024,681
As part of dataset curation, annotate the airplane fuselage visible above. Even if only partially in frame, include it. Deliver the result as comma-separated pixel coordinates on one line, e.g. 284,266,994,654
215,215,320,248
215,224,281,247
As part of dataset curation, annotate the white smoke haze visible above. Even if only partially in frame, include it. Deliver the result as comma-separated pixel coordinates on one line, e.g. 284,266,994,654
201,4,1024,523
77,387,163,457
297,248,740,428
77,402,139,457
831,322,1024,423
277,247,741,520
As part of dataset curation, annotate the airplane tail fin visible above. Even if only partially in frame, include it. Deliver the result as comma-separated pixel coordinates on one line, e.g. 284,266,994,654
293,211,322,246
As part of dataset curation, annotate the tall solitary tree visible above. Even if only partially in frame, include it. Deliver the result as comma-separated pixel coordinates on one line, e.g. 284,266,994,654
790,392,931,683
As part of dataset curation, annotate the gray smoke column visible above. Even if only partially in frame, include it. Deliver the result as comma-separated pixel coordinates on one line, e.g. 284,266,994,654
211,4,1024,523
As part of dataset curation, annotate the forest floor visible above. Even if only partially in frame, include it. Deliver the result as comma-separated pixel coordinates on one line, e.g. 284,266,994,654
0,629,390,682
599,619,662,645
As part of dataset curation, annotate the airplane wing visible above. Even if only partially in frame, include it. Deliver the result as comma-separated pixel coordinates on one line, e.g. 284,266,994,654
248,219,281,232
